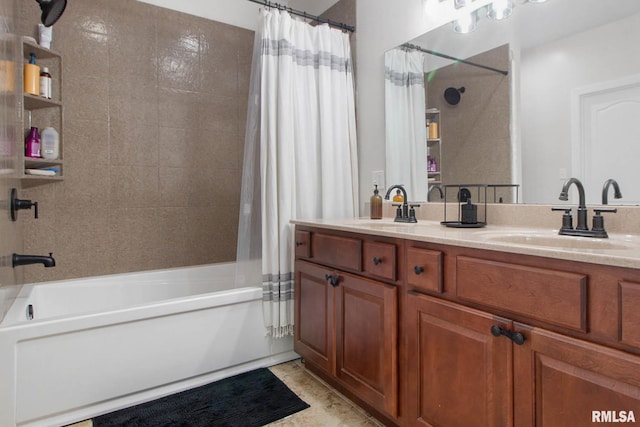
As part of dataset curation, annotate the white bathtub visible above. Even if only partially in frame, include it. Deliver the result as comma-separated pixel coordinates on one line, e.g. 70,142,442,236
0,263,296,427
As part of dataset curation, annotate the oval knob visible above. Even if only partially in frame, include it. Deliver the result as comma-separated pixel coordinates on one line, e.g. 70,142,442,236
295,241,304,247
324,274,340,287
373,257,382,265
414,265,424,275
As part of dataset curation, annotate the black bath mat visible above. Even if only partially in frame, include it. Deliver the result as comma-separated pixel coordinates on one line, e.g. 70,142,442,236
93,367,309,427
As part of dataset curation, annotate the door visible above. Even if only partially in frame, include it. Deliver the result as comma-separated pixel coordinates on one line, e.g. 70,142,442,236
335,270,399,417
514,323,640,427
294,260,335,375
406,293,513,427
573,75,640,204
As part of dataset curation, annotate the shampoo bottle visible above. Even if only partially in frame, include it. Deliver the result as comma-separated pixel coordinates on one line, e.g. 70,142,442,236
25,126,40,158
40,127,59,160
24,53,40,96
370,184,383,219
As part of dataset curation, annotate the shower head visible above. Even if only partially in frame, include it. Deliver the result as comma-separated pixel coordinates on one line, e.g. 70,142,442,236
36,0,67,27
444,86,466,105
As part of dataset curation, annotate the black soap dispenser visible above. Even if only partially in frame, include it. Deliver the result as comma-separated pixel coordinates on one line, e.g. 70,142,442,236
461,198,478,224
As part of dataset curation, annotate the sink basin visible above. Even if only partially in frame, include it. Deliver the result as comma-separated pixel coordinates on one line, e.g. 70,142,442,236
482,232,633,250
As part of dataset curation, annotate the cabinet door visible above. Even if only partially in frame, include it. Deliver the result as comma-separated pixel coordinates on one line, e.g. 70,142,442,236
406,293,513,427
294,260,335,375
335,271,399,417
514,324,640,427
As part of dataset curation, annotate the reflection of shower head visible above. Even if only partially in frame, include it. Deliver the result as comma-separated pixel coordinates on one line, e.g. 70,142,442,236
444,86,465,105
37,0,67,27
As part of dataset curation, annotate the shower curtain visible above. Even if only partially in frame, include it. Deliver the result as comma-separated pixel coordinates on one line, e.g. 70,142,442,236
384,48,428,201
237,9,358,338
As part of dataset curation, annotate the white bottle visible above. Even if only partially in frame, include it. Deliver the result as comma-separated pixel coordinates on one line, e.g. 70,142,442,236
40,127,59,160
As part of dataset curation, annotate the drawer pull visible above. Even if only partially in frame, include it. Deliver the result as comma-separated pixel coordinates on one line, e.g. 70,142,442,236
373,257,383,265
324,274,341,287
295,241,304,247
414,265,425,275
490,325,526,346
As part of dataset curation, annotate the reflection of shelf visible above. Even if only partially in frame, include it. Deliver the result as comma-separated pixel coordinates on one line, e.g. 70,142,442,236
427,138,440,142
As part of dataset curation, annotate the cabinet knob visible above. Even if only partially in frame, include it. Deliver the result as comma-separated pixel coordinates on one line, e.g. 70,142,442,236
490,325,526,345
414,265,425,275
324,274,340,287
373,257,383,265
295,241,304,247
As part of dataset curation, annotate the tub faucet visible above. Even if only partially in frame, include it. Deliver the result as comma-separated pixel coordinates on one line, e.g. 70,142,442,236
12,253,56,268
558,178,588,231
428,184,444,201
384,184,418,223
602,179,622,205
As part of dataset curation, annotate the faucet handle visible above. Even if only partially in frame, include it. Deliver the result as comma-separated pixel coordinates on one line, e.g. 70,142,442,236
593,207,617,215
551,206,573,231
408,204,420,223
592,208,616,235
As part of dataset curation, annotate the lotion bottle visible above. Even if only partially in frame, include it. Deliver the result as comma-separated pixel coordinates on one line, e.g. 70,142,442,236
39,66,52,99
24,53,40,96
370,185,383,219
40,127,59,160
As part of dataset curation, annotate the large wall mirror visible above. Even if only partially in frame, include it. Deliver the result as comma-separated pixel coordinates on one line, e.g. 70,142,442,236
385,0,640,205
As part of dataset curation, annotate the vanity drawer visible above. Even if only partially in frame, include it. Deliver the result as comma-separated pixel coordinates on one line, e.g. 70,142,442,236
295,230,311,258
456,256,587,332
406,247,443,293
619,281,640,349
312,232,362,271
363,241,397,281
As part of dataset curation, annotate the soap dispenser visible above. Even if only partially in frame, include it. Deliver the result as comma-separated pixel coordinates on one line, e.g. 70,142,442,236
461,198,478,224
370,184,383,219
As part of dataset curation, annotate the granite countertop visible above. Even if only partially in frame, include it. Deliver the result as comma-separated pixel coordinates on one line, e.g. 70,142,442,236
292,218,640,269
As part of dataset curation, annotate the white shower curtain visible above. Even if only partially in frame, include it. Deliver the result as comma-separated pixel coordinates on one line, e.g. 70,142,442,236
237,9,358,338
384,48,428,201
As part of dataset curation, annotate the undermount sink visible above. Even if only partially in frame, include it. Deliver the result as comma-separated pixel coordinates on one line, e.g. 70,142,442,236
482,232,633,250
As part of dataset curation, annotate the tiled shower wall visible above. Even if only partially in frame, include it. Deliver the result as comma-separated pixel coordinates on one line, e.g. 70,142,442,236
16,0,253,282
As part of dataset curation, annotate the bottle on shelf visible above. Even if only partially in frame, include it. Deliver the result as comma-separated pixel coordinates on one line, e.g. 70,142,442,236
40,127,59,160
25,126,41,158
39,66,52,99
24,52,40,96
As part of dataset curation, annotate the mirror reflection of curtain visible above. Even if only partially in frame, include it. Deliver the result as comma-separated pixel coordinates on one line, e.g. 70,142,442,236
384,48,427,201
236,9,359,338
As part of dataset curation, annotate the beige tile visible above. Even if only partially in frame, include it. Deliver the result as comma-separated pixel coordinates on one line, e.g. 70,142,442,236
267,360,384,427
109,118,159,166
109,165,160,208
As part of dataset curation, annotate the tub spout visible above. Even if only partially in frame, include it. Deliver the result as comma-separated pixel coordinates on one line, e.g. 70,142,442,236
12,253,56,268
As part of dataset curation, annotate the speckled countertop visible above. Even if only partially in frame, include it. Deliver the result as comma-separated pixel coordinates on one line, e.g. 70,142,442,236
292,218,640,269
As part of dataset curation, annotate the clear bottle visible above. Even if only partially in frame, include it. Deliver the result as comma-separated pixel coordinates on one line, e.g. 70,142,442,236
25,126,41,158
370,184,383,219
40,127,59,160
39,66,52,99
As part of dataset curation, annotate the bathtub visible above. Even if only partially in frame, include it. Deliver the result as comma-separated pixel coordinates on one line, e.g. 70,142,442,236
0,263,296,427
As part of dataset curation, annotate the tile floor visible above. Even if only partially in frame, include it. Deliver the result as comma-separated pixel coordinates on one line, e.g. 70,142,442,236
67,359,383,427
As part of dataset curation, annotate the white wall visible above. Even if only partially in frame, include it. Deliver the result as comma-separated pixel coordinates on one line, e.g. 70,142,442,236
520,12,640,204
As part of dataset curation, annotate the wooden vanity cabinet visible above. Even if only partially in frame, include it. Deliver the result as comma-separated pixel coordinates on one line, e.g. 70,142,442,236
294,228,402,423
295,226,640,427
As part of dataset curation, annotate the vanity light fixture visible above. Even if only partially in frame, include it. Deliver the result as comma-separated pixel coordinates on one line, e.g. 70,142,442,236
453,10,478,33
487,0,513,20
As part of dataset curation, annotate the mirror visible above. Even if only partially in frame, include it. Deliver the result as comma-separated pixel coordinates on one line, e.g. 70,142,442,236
386,0,640,205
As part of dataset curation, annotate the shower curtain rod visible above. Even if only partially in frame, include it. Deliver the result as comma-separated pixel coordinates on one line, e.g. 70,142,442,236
402,43,508,76
247,0,355,32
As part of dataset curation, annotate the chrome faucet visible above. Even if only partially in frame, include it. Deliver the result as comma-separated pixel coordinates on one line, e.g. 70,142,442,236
558,177,588,231
12,253,56,268
602,179,622,205
554,178,616,238
384,184,418,223
428,184,444,201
